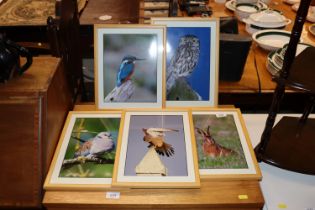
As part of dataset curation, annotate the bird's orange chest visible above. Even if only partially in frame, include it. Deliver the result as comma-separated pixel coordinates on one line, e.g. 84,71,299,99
144,135,163,147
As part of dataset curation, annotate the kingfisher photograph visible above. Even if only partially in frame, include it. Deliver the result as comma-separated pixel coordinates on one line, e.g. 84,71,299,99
44,112,121,190
94,25,165,109
151,18,218,107
112,110,200,188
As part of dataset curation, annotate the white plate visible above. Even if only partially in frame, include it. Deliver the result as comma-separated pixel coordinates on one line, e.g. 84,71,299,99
309,24,315,36
291,3,299,11
252,29,291,51
307,14,315,23
225,0,268,11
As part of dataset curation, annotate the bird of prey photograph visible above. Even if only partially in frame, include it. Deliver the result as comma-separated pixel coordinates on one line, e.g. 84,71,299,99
142,127,179,157
123,114,189,176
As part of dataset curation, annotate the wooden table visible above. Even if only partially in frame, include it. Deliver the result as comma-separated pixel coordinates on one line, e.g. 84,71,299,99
211,0,315,94
43,180,264,210
80,0,140,25
43,104,264,210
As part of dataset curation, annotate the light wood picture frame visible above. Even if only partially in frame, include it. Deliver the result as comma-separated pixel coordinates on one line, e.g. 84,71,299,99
94,24,166,110
112,109,200,188
191,108,262,180
44,111,121,190
151,17,219,107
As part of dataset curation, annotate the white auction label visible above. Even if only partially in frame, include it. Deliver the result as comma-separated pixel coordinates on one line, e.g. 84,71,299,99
106,192,120,199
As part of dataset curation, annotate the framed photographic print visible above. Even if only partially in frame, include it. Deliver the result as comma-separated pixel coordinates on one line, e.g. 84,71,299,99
112,110,200,188
191,108,261,180
151,17,219,107
94,24,166,109
44,111,121,190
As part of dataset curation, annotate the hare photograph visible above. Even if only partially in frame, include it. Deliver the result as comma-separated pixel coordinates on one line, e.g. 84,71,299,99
94,25,165,109
192,109,261,180
151,18,218,107
112,110,200,188
45,112,121,190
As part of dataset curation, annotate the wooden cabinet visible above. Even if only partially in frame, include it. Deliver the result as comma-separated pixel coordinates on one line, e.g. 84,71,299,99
0,57,73,208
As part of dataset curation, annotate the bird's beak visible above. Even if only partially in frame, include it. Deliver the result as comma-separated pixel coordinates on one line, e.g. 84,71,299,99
135,57,146,61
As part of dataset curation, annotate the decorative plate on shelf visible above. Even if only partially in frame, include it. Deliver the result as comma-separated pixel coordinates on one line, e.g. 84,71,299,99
252,29,291,51
225,0,268,12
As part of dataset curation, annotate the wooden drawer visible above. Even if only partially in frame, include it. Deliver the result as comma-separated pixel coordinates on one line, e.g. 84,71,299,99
0,57,72,208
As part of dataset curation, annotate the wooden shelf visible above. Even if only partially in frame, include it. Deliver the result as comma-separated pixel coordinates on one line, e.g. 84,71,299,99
43,180,264,210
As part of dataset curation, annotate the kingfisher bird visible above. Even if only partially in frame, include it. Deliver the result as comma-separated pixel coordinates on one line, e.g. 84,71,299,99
73,132,115,159
166,35,200,93
142,127,179,157
116,55,145,87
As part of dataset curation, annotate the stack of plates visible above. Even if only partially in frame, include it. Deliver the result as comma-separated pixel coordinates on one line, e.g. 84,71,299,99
266,43,311,76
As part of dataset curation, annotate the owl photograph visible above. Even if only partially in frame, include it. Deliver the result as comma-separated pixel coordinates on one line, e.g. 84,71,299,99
151,18,218,107
166,27,210,101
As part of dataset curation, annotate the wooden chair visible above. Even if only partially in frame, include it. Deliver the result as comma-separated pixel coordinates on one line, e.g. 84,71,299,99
47,0,87,102
255,0,315,175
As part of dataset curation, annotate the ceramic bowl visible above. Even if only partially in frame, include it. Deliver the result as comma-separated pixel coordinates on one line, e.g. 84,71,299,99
252,29,292,51
225,0,268,11
247,9,291,27
245,22,286,34
236,0,258,4
235,3,260,21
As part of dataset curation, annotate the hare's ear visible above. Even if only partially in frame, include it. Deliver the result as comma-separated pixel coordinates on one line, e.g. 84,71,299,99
195,127,204,135
207,126,211,136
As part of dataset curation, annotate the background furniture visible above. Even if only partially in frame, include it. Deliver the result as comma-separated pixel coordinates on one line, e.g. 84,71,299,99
47,0,87,102
77,0,315,111
0,57,72,208
256,0,315,175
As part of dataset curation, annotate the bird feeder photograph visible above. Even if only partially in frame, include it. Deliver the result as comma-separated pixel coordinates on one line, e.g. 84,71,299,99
94,24,166,109
112,109,200,188
151,17,219,108
191,108,261,180
44,111,121,190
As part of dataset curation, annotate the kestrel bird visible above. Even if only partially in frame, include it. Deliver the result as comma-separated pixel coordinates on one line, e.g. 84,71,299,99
73,131,115,158
142,127,179,157
166,35,200,93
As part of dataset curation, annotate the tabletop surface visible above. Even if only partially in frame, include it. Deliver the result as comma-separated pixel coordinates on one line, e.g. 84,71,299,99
210,0,315,93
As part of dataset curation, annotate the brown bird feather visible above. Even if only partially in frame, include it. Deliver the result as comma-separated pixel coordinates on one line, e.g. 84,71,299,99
142,128,178,157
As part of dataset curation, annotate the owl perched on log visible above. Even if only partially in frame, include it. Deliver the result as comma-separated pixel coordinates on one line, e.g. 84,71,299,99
166,35,200,94
142,128,179,157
